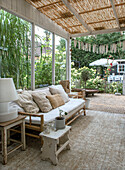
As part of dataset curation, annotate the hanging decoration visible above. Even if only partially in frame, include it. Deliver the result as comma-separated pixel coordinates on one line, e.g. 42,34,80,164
106,45,108,54
93,44,96,53
74,39,77,48
123,40,125,51
89,44,91,52
78,41,81,49
99,45,102,54
81,42,84,50
73,39,125,54
85,43,89,51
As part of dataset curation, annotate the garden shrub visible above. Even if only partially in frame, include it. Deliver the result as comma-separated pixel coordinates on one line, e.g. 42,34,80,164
71,65,123,94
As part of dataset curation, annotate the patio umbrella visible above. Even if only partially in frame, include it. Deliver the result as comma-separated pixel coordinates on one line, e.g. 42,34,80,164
89,58,118,67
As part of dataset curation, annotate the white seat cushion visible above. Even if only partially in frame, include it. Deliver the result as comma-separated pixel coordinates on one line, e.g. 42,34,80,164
25,98,85,125
60,98,85,120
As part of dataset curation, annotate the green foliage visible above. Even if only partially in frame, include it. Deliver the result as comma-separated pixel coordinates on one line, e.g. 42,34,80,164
107,82,123,94
81,67,91,89
35,57,52,87
72,32,125,68
55,38,66,84
35,32,66,86
35,29,53,87
1,9,125,93
0,10,67,89
0,9,31,89
71,64,96,88
71,65,123,94
86,76,105,92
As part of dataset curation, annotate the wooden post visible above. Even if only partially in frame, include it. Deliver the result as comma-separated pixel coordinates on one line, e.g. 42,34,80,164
2,128,7,164
52,32,55,85
7,130,10,145
31,22,35,90
66,38,69,80
123,73,125,95
83,105,86,116
66,37,71,91
21,120,26,151
105,81,107,93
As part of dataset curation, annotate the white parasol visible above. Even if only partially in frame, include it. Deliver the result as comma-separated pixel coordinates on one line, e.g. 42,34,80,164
89,58,118,67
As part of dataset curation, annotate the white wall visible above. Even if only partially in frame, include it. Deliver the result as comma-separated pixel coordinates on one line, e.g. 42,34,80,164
0,0,69,40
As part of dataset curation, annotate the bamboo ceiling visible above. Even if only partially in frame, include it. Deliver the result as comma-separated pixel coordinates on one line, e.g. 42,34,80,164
26,0,125,36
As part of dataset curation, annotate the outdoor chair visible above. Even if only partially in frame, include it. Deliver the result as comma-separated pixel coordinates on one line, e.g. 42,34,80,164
59,80,86,100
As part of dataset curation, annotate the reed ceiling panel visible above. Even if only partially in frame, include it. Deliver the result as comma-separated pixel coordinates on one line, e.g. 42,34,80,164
69,0,111,13
116,5,125,17
90,20,118,30
38,3,70,20
115,0,125,4
80,8,115,23
68,25,87,34
25,0,125,35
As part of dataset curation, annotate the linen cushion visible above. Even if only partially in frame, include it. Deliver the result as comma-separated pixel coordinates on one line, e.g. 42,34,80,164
47,94,65,109
16,92,39,113
49,85,69,103
9,102,25,112
29,87,51,96
25,98,85,125
32,92,52,113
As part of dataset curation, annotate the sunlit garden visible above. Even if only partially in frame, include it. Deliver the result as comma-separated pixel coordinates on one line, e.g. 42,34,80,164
0,9,125,94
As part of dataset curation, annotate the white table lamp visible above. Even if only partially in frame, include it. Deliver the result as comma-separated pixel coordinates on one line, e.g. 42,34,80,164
0,78,18,122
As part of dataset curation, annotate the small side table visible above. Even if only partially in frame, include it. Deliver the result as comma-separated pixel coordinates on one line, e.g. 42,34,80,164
40,126,71,165
0,115,26,164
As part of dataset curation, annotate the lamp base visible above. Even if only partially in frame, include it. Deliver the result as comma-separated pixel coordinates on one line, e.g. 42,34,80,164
0,109,18,122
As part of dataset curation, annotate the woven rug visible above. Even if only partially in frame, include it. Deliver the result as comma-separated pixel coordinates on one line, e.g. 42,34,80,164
0,110,125,170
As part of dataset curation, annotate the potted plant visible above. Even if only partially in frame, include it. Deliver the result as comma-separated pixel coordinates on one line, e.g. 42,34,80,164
55,108,67,130
81,69,91,108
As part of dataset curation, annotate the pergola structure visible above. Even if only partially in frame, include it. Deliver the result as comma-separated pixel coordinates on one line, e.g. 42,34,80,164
0,0,125,90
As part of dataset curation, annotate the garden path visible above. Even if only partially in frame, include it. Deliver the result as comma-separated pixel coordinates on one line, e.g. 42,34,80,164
88,93,125,114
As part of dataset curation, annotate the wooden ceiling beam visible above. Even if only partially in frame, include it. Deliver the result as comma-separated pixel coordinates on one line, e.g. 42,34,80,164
68,19,116,28
66,17,125,28
71,27,125,37
79,2,125,15
37,1,62,9
61,0,92,32
68,24,82,28
110,0,120,29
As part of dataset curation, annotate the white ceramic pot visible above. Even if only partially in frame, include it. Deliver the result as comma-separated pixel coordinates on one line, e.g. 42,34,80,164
85,98,90,109
55,117,65,130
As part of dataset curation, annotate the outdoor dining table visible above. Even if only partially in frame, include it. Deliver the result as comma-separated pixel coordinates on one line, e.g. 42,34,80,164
72,88,99,97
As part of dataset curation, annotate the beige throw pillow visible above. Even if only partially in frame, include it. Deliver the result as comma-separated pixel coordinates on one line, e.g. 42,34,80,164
47,94,65,109
49,85,69,103
16,92,39,113
32,92,52,113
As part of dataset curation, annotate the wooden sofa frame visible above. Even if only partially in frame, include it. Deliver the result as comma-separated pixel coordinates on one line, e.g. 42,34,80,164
10,105,86,145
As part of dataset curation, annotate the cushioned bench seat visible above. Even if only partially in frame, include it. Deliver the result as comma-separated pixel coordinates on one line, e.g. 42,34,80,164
25,98,85,125
11,85,86,143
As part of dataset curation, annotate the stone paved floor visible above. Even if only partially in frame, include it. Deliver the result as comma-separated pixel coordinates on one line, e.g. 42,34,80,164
88,93,125,114
0,110,125,170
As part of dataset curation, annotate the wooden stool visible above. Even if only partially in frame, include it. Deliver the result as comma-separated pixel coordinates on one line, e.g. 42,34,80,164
40,126,71,165
0,115,26,164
